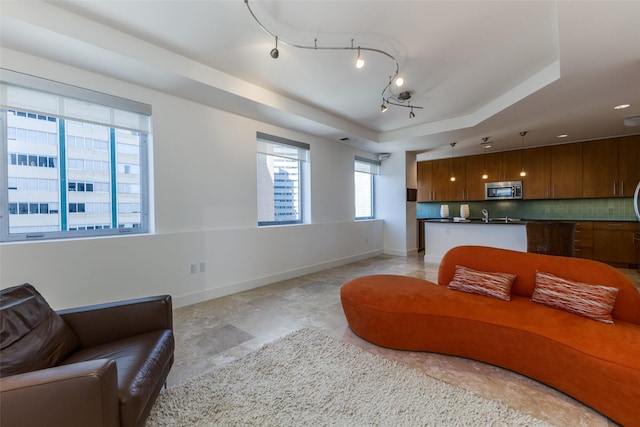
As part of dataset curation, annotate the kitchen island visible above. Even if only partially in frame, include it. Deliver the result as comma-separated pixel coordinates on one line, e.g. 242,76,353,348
423,219,527,263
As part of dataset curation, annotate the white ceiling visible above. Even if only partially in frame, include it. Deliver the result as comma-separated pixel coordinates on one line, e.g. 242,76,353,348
1,0,639,158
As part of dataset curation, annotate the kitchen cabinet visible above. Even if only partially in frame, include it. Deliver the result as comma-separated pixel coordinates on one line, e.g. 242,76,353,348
522,146,551,199
619,135,640,197
417,134,637,203
550,143,582,198
583,138,619,198
483,152,504,182
465,155,486,200
417,159,450,201
583,136,640,198
417,161,432,202
449,156,467,200
502,150,524,182
573,221,594,260
593,222,638,266
431,158,453,201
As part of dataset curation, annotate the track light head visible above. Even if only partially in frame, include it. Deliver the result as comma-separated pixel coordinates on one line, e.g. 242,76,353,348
270,36,279,59
355,47,365,69
381,103,388,113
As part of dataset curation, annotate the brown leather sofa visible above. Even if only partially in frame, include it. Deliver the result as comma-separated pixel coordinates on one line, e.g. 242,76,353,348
0,284,175,427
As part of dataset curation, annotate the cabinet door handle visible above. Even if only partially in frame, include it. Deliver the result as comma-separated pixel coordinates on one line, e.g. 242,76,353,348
621,181,624,195
613,181,616,196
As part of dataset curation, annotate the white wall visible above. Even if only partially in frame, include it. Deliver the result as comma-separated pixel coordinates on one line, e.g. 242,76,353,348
0,51,386,309
376,152,411,256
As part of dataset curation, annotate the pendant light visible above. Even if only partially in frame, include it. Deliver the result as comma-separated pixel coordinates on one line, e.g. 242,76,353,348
519,131,527,177
449,142,457,182
480,137,491,179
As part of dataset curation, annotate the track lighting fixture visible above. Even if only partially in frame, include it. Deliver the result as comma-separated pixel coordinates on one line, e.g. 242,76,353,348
519,131,527,177
244,0,423,118
270,36,279,59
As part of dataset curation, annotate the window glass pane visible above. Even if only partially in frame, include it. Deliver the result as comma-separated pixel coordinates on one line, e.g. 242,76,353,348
256,133,309,226
257,152,302,224
355,171,374,219
2,76,149,241
3,108,148,240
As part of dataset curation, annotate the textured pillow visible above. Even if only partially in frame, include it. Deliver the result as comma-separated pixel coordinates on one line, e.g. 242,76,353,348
0,283,80,377
532,271,619,324
447,265,516,301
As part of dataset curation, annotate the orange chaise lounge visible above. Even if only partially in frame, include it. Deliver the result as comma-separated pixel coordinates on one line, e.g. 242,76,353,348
340,245,640,426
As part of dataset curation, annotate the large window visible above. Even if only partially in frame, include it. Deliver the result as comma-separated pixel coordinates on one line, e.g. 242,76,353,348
354,156,380,220
257,132,309,226
1,72,151,241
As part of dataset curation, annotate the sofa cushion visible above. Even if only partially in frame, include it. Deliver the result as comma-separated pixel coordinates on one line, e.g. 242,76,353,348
532,271,619,324
0,284,80,377
447,265,516,301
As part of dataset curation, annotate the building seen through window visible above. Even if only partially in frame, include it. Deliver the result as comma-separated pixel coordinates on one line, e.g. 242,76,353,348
1,75,150,241
256,132,309,226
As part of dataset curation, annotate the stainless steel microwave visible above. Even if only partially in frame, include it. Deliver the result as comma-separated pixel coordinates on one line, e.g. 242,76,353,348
485,181,523,200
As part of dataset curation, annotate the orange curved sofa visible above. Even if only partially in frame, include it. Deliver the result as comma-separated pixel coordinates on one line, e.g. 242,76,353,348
340,245,640,426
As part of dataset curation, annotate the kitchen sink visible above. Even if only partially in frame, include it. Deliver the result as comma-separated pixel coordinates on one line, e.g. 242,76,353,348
489,217,523,223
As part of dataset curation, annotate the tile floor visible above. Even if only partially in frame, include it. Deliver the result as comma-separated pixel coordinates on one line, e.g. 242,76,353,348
169,254,640,427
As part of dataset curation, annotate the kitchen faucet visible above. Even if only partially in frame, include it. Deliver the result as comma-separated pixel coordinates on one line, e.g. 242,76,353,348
482,209,489,223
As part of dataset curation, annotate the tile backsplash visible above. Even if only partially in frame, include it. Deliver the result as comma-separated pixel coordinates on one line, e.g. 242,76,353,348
417,198,637,221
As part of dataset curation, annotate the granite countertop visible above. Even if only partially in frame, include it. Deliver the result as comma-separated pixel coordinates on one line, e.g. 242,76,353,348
419,218,638,224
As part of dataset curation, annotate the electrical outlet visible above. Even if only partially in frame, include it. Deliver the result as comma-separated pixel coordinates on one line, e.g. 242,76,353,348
199,262,206,273
189,264,197,274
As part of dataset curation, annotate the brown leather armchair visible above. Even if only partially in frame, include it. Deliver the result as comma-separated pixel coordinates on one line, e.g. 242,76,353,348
0,284,174,427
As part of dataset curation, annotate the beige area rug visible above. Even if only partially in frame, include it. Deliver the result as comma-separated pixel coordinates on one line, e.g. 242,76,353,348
147,329,554,426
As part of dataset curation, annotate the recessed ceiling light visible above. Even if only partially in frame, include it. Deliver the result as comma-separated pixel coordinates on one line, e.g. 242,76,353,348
614,104,631,110
557,134,568,138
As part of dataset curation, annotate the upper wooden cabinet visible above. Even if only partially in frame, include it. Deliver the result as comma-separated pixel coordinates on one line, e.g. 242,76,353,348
465,156,486,200
583,138,619,197
416,134,638,202
583,136,640,197
618,135,640,197
550,143,583,198
449,156,467,201
522,146,551,199
417,159,450,201
430,159,451,201
482,152,504,182
502,150,524,182
416,161,432,202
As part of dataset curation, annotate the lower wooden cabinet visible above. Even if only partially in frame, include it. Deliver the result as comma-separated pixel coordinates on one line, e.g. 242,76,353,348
593,222,639,266
574,221,594,260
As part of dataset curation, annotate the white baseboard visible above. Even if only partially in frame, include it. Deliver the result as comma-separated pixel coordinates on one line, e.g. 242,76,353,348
173,249,384,309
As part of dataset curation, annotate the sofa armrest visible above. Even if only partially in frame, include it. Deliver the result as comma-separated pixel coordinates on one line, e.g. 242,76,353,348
0,359,120,427
59,295,173,349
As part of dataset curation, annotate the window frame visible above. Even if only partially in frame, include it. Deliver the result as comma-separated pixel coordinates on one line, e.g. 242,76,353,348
354,156,380,220
1,71,151,242
256,132,309,227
